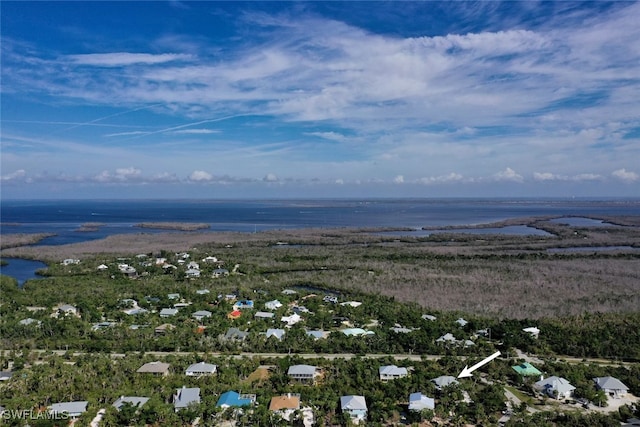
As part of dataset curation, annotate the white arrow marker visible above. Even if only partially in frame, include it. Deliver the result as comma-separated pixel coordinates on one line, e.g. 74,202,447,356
457,350,501,378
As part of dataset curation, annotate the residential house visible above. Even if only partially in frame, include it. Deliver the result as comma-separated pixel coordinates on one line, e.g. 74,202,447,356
340,395,367,423
159,308,178,317
216,391,256,408
192,310,212,321
54,304,79,318
281,289,298,295
112,396,149,411
281,313,302,327
287,364,319,383
167,293,180,300
269,393,314,426
92,321,116,331
379,365,408,381
136,361,171,376
512,362,542,377
124,307,148,315
0,372,13,382
202,256,219,264
233,300,254,310
61,259,80,266
340,301,363,308
185,268,200,278
174,387,200,411
455,317,468,327
422,314,437,321
97,264,108,271
255,311,275,319
155,324,175,335
436,333,459,344
431,376,459,390
223,328,248,341
534,376,575,400
265,328,286,340
408,392,435,412
269,393,300,412
323,295,338,304
265,300,283,310
593,376,629,398
186,362,217,377
196,289,210,295
186,261,200,270
523,326,540,338
341,328,375,336
306,330,329,340
19,318,41,326
212,268,229,278
227,310,242,320
49,401,88,418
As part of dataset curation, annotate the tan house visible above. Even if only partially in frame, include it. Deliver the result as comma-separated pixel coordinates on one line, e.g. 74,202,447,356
136,361,171,376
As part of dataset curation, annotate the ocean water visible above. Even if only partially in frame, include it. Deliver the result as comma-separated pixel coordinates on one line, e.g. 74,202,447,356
1,198,639,246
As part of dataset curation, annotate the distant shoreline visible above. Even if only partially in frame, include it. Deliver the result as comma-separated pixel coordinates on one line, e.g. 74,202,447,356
134,222,211,231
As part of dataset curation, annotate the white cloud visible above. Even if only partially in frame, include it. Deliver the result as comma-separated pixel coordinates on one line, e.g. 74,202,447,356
67,52,193,66
263,173,278,182
189,170,213,182
417,172,465,185
612,168,639,182
493,168,523,183
393,175,404,184
0,169,26,181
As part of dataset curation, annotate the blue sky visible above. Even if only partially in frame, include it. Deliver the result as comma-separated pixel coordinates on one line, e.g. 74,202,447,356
1,1,639,199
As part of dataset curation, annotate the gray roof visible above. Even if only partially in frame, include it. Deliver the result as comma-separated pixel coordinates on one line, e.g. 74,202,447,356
174,387,201,409
49,401,88,416
159,308,178,316
409,392,435,411
379,365,408,376
255,311,275,318
431,375,459,388
340,395,367,411
594,376,629,391
113,396,149,410
224,328,248,340
186,362,217,374
192,310,212,318
535,376,575,394
287,364,317,376
265,328,286,340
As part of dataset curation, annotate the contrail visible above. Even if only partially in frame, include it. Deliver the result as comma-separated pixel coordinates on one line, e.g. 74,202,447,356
120,113,252,141
53,103,165,134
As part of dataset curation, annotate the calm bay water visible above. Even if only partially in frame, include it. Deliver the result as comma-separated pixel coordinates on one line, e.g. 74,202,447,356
2,198,639,246
2,198,639,285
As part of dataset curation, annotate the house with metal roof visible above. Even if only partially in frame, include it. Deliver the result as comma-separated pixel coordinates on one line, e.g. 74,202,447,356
408,392,435,411
49,401,88,418
173,387,200,411
159,308,178,317
287,364,319,383
192,310,212,321
512,362,542,377
340,395,367,423
534,376,575,400
431,375,459,390
379,365,408,381
265,328,286,340
186,362,217,377
594,376,629,398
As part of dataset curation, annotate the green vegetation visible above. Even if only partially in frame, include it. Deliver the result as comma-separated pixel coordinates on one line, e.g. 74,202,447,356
0,219,639,425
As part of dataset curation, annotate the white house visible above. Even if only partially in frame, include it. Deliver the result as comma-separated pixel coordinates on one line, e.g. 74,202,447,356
265,300,283,310
408,392,435,411
287,365,319,383
281,313,302,327
534,376,575,400
340,395,367,423
523,326,540,338
379,365,408,381
49,401,88,418
185,362,217,377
